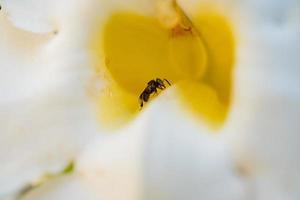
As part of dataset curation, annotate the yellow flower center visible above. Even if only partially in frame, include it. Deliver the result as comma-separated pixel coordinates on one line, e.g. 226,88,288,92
90,3,235,130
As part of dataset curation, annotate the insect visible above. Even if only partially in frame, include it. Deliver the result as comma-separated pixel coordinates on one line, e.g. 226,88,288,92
139,78,171,108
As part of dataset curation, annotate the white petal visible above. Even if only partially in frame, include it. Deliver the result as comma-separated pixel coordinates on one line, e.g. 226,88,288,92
138,98,247,199
12,94,247,200
223,0,300,199
0,11,99,198
17,175,98,200
0,0,90,33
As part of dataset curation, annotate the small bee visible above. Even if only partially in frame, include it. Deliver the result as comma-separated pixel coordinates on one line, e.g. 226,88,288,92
139,78,171,108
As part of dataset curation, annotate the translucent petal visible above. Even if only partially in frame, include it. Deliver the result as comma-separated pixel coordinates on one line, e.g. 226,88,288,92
0,13,99,198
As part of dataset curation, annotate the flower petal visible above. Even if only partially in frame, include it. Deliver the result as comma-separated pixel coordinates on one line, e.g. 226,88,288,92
0,10,99,198
0,0,90,33
17,94,247,200
223,0,300,198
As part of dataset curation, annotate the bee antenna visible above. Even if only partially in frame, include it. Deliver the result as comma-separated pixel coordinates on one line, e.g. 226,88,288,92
163,79,171,86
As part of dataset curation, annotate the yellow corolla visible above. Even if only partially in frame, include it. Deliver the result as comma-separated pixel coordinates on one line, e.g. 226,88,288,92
0,0,299,200
90,1,234,129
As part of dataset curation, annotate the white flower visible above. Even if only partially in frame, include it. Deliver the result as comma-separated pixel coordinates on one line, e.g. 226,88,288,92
0,0,299,200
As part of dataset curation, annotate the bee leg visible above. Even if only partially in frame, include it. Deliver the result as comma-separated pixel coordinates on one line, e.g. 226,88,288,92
139,98,144,108
160,82,167,89
139,94,144,108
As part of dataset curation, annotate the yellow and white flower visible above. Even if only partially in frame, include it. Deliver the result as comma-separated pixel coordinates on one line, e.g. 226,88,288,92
0,0,299,199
